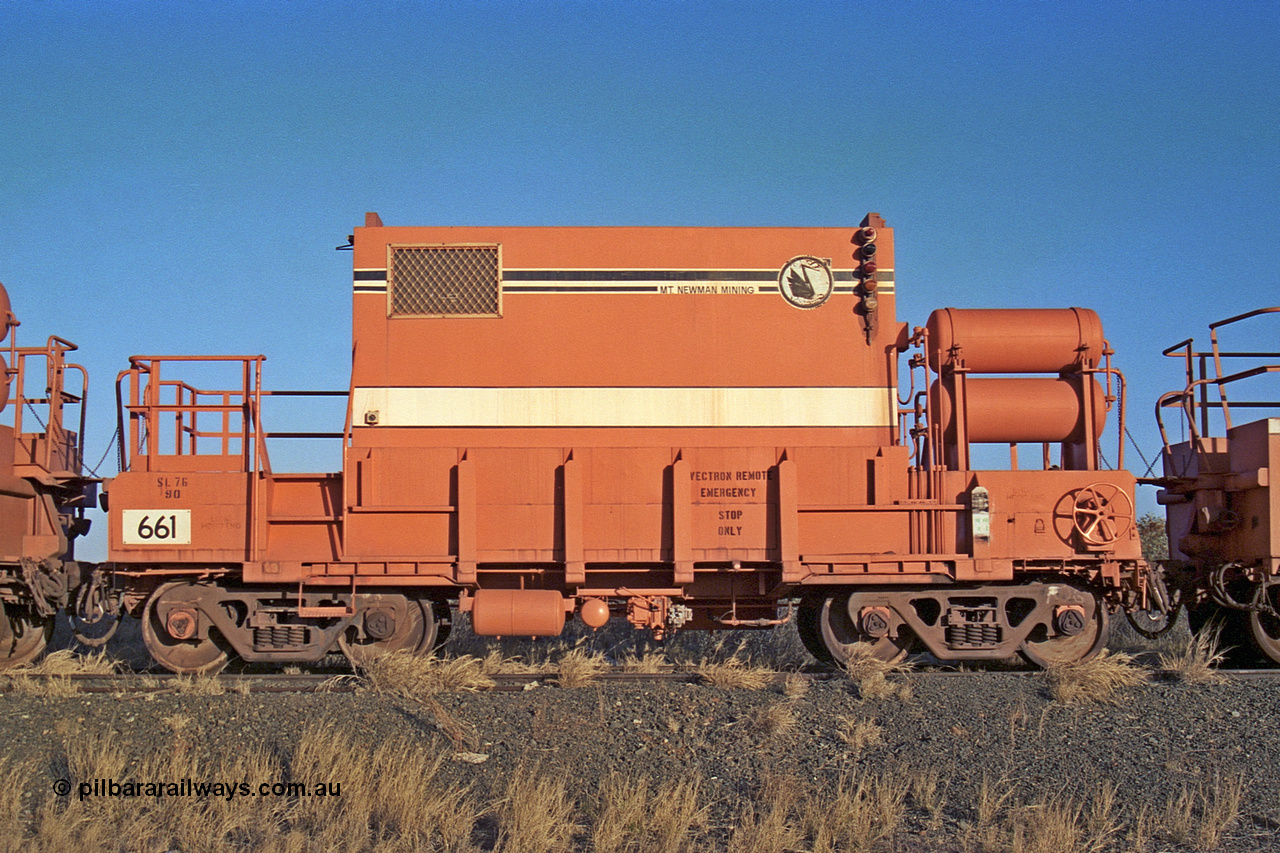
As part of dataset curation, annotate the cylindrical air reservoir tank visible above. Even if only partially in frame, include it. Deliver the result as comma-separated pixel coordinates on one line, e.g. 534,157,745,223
930,376,1107,444
470,589,567,637
926,308,1105,374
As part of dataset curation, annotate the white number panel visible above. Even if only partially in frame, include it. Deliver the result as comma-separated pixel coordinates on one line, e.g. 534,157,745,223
121,510,192,545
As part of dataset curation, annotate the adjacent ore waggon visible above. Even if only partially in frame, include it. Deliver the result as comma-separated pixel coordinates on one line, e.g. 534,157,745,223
1148,309,1280,664
86,212,1154,673
0,283,96,666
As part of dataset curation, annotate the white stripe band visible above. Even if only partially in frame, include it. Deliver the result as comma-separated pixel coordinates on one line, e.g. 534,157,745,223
352,387,895,428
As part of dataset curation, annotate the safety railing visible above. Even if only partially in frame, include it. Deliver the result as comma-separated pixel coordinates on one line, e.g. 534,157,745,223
1156,307,1280,460
8,334,87,478
116,355,350,476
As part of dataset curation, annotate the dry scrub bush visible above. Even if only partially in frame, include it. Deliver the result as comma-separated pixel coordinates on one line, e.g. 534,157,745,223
1158,624,1228,684
591,774,703,853
1046,650,1147,704
556,647,608,688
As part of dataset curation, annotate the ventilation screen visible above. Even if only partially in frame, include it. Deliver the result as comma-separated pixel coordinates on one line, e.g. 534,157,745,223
389,245,501,316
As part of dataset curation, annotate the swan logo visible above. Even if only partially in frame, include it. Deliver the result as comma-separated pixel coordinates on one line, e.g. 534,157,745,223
778,256,833,309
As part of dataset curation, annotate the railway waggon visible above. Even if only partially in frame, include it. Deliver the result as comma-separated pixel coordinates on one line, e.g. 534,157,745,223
1147,308,1280,663
0,212,1271,673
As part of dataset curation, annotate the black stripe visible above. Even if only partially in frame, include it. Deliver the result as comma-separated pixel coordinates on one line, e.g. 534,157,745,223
505,285,659,293
505,270,777,282
353,285,388,293
354,270,388,281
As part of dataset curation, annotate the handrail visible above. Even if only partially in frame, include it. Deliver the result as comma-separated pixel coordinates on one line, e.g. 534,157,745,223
1154,307,1280,471
114,354,348,475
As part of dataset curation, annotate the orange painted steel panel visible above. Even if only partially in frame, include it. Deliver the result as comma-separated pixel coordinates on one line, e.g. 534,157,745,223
961,470,1142,562
350,224,898,396
109,471,251,561
926,307,1105,373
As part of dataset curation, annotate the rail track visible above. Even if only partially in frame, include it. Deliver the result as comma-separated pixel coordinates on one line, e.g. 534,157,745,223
4,667,1279,695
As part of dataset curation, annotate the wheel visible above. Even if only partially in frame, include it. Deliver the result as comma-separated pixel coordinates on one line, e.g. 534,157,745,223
1019,590,1109,668
797,598,836,665
339,594,439,666
1070,483,1134,547
1248,584,1280,666
0,607,53,669
817,592,913,665
141,582,230,675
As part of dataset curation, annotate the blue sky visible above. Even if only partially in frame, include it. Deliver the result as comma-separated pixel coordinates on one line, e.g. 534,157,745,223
3,0,1279,557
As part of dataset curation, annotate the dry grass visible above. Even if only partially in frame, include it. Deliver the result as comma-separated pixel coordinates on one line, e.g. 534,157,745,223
361,650,496,696
744,701,797,740
555,647,608,688
840,642,911,679
492,764,577,853
5,722,484,853
1161,774,1244,851
1158,624,1228,684
172,672,226,695
836,715,883,755
780,671,809,699
727,777,803,853
696,655,773,690
3,673,79,698
591,774,704,853
1006,784,1121,853
804,772,907,853
839,643,913,701
620,651,671,673
1046,650,1147,704
908,766,947,824
19,649,121,675
1,650,123,697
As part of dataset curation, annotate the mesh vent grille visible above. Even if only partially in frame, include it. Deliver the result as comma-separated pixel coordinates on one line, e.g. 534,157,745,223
389,245,501,316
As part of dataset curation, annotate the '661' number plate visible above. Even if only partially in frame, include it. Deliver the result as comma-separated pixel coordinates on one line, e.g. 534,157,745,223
121,510,192,545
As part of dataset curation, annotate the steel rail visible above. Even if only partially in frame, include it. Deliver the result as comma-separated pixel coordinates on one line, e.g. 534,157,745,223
4,667,1279,694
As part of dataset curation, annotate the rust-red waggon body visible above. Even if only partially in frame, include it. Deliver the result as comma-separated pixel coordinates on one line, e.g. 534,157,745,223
75,212,1158,673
